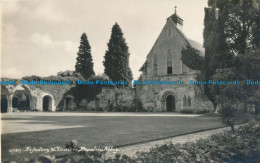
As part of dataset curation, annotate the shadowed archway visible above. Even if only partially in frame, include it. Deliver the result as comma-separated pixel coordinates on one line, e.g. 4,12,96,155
64,96,76,110
161,91,177,112
1,97,8,113
11,85,32,112
43,95,52,111
12,87,30,111
166,95,175,112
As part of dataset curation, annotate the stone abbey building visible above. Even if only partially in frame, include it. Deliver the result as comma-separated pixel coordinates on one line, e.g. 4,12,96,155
1,8,214,113
136,8,213,112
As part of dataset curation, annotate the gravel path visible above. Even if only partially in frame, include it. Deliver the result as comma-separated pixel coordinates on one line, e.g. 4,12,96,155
105,124,244,158
1,112,200,117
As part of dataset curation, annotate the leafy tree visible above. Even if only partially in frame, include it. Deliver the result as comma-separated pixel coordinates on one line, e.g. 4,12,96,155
75,33,95,79
224,0,258,55
181,44,203,70
210,68,251,113
225,1,259,112
182,0,259,112
239,49,260,114
22,75,42,81
57,70,80,77
103,23,133,85
253,1,260,47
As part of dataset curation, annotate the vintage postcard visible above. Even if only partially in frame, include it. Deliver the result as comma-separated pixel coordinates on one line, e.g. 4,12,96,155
1,0,260,162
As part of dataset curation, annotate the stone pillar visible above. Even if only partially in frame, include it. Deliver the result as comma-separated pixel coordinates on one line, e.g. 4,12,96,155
29,95,32,111
38,96,43,111
7,94,13,113
160,101,166,112
51,99,56,112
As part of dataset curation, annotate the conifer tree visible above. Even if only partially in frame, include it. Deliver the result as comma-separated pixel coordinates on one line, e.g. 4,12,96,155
103,23,133,84
75,33,95,79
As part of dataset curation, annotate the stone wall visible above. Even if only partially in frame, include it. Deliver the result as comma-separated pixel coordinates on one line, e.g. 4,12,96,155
74,87,134,111
143,19,195,80
136,74,213,112
136,17,213,113
28,84,76,108
97,87,134,111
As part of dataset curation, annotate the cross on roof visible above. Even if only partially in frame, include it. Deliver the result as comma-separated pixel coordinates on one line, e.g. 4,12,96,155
175,5,177,14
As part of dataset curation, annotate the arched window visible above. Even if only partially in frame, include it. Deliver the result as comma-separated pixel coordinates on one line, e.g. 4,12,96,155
167,49,173,74
183,95,187,107
153,55,158,76
188,96,191,107
195,91,200,99
168,28,172,37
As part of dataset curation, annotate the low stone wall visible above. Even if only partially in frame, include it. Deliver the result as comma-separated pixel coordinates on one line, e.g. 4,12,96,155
76,87,134,111
28,84,76,107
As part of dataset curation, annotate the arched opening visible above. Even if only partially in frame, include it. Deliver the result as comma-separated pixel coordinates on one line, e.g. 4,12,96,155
65,97,75,110
161,91,177,112
166,95,175,112
43,96,52,111
12,86,31,111
95,98,101,111
1,96,8,113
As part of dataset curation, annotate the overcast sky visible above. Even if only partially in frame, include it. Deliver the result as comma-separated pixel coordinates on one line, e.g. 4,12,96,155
1,0,207,80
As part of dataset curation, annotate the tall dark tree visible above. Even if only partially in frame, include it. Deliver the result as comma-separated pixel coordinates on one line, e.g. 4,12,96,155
253,0,260,48
225,0,259,112
182,0,258,112
199,1,231,112
103,23,133,84
75,33,95,79
224,0,258,55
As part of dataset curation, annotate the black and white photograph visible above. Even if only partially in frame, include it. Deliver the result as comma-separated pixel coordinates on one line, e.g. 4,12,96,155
1,0,260,162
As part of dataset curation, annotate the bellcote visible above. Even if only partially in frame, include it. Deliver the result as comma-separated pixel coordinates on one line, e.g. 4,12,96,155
167,6,183,28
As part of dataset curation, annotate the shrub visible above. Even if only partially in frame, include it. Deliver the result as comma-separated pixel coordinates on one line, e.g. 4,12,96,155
129,96,148,112
180,108,211,114
135,120,260,162
195,109,211,114
97,107,103,112
179,108,194,114
219,102,238,131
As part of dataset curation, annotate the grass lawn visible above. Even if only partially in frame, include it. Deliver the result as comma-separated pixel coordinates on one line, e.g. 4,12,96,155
1,112,224,162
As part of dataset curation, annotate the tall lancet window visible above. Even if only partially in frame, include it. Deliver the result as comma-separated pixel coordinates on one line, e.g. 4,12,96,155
153,55,158,76
183,95,187,107
188,96,191,107
167,49,173,74
182,62,188,74
168,28,172,37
